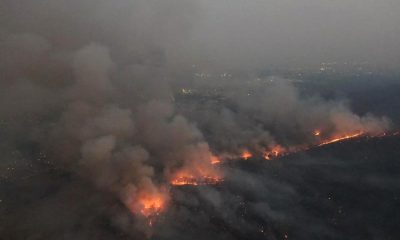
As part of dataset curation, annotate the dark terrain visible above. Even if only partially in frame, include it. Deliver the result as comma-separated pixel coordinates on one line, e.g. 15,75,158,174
2,134,399,240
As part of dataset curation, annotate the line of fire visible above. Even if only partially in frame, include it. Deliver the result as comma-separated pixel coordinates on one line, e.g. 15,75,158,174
129,129,399,225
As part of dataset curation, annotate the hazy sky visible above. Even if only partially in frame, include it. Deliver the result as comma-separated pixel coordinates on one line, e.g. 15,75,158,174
188,0,400,69
1,0,399,71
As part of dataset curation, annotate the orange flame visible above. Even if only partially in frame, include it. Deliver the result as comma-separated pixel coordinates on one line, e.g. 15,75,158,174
215,130,395,165
211,156,221,165
171,175,199,186
318,132,364,146
125,187,168,227
241,150,252,160
170,154,223,186
263,145,287,160
134,191,167,218
171,174,222,186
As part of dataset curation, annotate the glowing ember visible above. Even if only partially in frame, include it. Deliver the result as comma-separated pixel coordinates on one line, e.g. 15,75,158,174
171,175,199,186
241,150,253,160
314,130,321,136
170,156,223,186
171,175,222,186
263,145,287,160
318,132,364,146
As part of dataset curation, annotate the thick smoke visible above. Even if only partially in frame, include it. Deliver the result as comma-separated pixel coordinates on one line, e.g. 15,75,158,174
177,77,390,156
1,0,218,235
0,0,395,239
